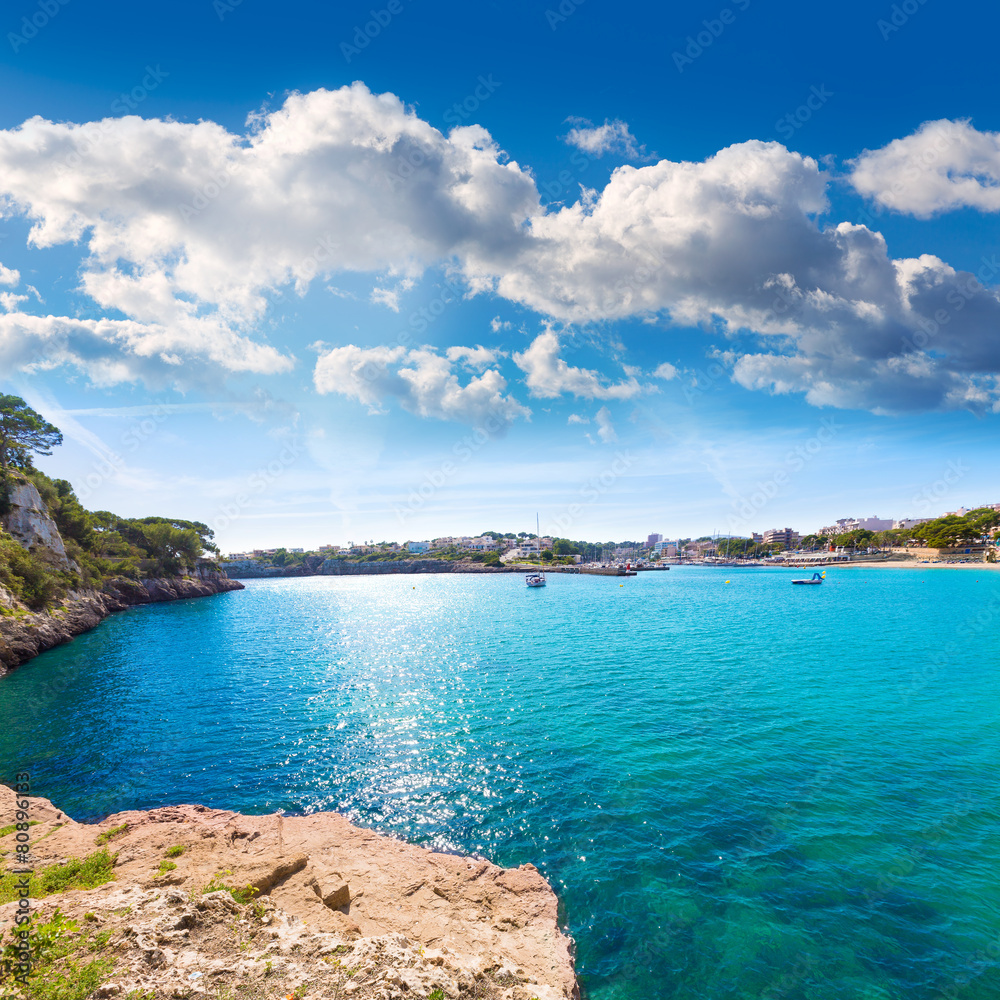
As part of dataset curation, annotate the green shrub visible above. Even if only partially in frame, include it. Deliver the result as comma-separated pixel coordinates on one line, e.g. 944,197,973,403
0,535,64,610
0,850,117,904
0,909,116,1000
202,870,259,905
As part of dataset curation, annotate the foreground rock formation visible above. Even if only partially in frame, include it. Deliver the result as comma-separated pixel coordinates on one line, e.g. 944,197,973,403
0,786,578,999
0,568,244,676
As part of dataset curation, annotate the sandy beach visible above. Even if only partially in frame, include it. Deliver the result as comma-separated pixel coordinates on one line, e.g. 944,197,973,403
826,559,1000,571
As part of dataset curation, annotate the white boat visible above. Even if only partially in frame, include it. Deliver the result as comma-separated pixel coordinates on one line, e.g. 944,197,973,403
525,513,547,588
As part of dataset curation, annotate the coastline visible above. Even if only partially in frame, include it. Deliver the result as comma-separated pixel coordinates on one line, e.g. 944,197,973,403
0,785,578,999
829,559,1000,570
0,570,244,677
222,557,583,579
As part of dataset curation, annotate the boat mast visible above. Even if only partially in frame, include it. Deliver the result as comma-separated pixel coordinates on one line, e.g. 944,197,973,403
537,512,544,577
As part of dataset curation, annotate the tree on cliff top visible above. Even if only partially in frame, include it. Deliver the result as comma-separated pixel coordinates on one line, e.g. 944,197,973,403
0,395,63,471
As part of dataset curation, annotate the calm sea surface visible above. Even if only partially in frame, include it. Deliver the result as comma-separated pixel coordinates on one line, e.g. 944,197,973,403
1,567,999,998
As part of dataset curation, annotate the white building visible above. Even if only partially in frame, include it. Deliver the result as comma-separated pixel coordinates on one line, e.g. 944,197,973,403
467,536,498,551
407,540,431,553
502,541,541,561
762,527,800,548
819,516,893,535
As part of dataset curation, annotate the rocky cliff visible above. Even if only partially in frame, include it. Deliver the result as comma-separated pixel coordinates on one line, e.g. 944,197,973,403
0,785,578,999
0,478,244,675
2,479,75,572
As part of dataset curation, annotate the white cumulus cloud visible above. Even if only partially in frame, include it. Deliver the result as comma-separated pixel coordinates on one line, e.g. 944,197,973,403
512,330,644,400
849,119,1000,217
0,92,998,413
595,406,617,442
313,343,530,426
0,83,537,387
563,118,648,159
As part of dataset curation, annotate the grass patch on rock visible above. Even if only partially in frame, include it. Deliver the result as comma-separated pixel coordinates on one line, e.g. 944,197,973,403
0,850,116,904
94,822,128,846
0,908,116,1000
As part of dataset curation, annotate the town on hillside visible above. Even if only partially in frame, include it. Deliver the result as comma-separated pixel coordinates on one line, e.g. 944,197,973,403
221,503,1000,571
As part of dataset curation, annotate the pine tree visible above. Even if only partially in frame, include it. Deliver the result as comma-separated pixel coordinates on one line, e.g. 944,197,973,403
0,395,63,471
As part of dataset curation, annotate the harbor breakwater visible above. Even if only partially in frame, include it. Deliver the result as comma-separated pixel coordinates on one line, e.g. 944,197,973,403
221,557,582,579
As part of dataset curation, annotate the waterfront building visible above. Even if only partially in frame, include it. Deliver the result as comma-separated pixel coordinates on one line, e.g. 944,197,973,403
819,516,893,534
762,527,801,548
467,536,499,551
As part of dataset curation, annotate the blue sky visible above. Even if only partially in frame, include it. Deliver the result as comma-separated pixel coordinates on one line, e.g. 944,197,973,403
1,0,999,550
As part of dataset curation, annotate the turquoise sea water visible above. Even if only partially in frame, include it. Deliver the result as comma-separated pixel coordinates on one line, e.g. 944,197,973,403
1,567,999,998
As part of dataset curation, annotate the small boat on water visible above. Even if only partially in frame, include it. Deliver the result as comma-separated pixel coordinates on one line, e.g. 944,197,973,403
525,513,547,588
792,571,826,585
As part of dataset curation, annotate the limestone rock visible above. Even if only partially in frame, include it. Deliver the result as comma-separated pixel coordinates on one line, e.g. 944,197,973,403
0,785,579,999
2,479,74,571
312,874,351,911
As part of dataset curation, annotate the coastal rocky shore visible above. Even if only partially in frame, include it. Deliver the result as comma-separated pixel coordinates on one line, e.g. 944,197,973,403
0,570,244,676
0,476,244,676
0,785,578,999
